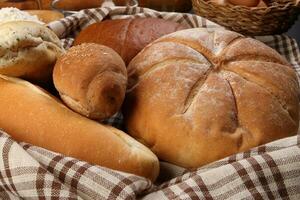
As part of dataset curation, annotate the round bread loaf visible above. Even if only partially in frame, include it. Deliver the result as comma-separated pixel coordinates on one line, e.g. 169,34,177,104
124,28,300,168
0,75,159,181
53,43,127,120
73,18,187,65
0,21,64,82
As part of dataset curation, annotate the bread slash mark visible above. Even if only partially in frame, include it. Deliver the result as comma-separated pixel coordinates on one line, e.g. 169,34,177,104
183,67,212,113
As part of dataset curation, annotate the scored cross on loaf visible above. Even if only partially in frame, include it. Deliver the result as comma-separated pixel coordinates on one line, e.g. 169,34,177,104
124,28,299,168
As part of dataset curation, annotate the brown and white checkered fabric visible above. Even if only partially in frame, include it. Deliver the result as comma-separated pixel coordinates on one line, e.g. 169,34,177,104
0,6,299,199
0,129,299,199
143,135,300,199
0,130,153,199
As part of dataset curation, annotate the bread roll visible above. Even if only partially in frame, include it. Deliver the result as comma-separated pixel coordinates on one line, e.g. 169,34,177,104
0,0,53,10
0,75,159,181
51,0,137,11
27,10,64,24
0,21,64,82
74,18,187,65
124,28,299,168
138,0,192,12
0,1,40,10
52,0,103,11
53,43,127,120
40,0,55,9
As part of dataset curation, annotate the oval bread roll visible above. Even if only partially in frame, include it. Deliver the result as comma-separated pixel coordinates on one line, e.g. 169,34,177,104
74,18,187,65
125,28,299,168
0,21,65,82
0,75,159,181
53,43,127,120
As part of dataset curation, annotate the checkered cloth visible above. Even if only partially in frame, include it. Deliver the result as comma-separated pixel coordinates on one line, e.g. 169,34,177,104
0,5,300,199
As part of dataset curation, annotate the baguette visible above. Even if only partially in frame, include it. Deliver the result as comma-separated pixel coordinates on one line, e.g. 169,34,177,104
0,75,159,181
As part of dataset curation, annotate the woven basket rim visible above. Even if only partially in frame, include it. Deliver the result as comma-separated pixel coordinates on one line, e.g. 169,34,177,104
192,0,300,35
195,0,300,12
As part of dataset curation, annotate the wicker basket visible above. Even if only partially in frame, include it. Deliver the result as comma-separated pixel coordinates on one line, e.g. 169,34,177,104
192,0,300,35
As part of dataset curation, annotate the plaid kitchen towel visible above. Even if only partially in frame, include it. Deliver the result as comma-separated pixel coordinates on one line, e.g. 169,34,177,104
0,130,299,199
0,5,300,199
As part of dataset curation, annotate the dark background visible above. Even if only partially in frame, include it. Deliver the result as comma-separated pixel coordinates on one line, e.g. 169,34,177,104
288,17,300,45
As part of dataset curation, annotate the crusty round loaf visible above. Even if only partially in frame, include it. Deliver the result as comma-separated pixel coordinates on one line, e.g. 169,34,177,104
53,43,127,120
0,75,159,181
0,21,64,82
73,18,187,65
124,28,299,168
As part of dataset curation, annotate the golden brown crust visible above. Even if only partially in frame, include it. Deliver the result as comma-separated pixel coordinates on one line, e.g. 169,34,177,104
53,0,103,11
27,10,64,24
0,75,159,181
53,43,127,120
138,0,192,12
124,28,299,168
74,18,187,65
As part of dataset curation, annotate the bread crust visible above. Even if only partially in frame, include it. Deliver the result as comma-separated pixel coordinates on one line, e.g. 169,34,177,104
0,21,65,82
74,18,187,65
124,28,299,168
53,43,127,120
0,75,159,181
138,0,192,12
27,10,64,24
